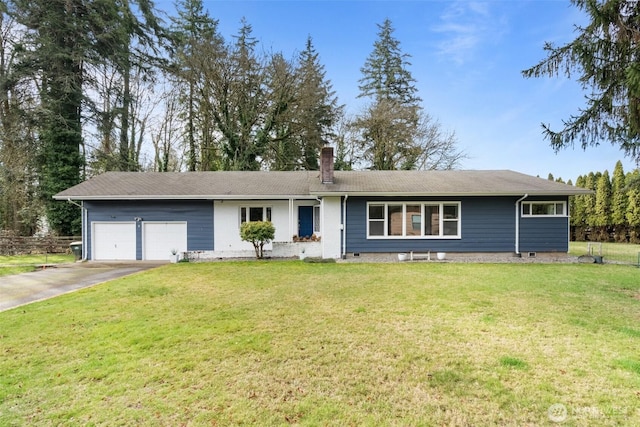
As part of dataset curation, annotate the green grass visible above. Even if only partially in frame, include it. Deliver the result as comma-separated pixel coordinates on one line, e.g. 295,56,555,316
1,262,639,425
570,241,640,265
0,254,75,277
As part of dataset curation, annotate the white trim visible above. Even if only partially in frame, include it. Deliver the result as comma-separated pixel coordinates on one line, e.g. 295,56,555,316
239,205,273,225
92,221,137,261
309,191,587,198
56,194,318,201
366,201,461,239
515,194,528,255
56,191,590,202
141,221,187,261
521,201,567,217
289,198,294,240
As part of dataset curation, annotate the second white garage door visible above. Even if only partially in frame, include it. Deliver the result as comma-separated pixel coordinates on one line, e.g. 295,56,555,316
143,222,188,260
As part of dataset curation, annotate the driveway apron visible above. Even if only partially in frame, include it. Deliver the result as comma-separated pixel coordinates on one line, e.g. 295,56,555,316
0,263,162,312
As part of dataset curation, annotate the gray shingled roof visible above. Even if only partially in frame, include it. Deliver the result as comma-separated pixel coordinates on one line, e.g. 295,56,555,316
54,170,591,200
311,170,591,196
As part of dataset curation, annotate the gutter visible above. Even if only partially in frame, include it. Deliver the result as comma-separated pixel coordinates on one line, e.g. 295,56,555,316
514,194,528,255
66,198,88,261
342,194,348,259
53,194,319,201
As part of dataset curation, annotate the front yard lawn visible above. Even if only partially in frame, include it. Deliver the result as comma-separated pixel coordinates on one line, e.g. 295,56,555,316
1,262,639,425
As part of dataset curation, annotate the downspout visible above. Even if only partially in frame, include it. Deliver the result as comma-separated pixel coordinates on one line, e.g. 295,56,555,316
515,194,528,256
67,198,88,261
342,194,348,259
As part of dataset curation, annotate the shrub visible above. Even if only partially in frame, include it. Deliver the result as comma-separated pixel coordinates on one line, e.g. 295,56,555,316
240,221,275,259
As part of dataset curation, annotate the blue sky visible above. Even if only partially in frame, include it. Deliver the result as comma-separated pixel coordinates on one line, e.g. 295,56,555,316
160,0,639,182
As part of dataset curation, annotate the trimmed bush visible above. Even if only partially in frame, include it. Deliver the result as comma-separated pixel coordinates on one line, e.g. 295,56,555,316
240,221,275,259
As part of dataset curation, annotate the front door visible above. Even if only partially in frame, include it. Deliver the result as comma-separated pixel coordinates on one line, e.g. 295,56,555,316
298,206,313,238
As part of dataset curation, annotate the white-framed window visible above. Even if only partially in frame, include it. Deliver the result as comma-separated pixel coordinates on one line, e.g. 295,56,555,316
240,206,272,224
367,202,461,239
521,201,566,217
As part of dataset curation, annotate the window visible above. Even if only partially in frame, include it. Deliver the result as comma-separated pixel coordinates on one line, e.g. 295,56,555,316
240,206,272,224
424,205,440,236
522,201,566,217
406,205,421,236
368,204,385,236
387,205,403,236
367,202,461,238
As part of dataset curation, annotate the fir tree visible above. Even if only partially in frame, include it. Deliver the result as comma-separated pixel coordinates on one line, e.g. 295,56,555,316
625,171,640,242
358,18,420,105
611,160,628,241
170,0,223,171
523,1,640,162
355,18,463,170
10,0,88,234
293,36,342,170
593,170,611,240
570,175,587,240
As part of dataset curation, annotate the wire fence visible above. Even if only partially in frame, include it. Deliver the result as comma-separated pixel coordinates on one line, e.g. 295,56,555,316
569,241,640,267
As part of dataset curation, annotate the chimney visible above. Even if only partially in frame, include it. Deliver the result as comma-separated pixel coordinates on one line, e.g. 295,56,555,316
320,146,334,184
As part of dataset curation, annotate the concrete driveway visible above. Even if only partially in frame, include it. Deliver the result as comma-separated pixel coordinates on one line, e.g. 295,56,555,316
0,262,164,312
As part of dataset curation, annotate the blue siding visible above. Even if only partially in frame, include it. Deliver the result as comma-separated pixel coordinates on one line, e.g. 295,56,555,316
519,196,569,252
85,200,214,260
345,196,569,253
520,217,569,252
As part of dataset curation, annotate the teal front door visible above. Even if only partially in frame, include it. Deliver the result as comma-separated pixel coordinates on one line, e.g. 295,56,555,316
298,206,313,238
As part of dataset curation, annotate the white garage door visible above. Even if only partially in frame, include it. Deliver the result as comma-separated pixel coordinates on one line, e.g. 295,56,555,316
93,222,137,260
143,222,188,260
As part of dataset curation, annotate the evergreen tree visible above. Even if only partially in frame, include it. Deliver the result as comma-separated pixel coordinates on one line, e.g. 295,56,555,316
263,52,298,170
358,18,420,105
293,36,342,170
355,18,463,170
611,160,628,241
583,172,597,230
170,0,223,171
593,170,611,240
356,19,419,170
626,171,640,242
523,1,640,161
9,0,89,234
571,175,588,240
210,19,266,171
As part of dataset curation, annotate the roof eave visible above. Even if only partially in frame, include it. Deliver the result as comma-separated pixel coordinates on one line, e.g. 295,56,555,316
309,191,591,197
53,194,318,201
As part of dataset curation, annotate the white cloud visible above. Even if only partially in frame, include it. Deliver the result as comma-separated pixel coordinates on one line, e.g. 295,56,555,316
432,1,504,65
